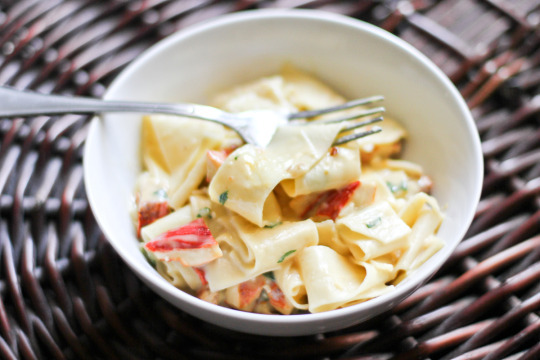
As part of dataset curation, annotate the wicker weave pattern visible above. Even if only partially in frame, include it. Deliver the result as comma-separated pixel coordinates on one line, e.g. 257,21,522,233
0,1,538,359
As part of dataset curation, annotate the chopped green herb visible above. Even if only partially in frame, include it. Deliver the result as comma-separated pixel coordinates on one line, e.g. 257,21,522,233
366,217,382,228
263,271,275,280
400,181,408,192
259,289,269,302
141,248,157,268
386,181,408,194
196,207,212,219
264,221,282,229
219,190,229,205
278,249,296,263
234,156,238,160
153,189,168,199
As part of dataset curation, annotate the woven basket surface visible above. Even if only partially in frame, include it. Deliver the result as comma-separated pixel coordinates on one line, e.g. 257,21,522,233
0,1,538,359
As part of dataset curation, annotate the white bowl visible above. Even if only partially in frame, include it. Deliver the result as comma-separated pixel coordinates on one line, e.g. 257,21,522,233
83,9,483,336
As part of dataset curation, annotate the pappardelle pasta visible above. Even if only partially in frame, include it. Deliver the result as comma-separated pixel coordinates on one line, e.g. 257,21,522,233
132,65,444,314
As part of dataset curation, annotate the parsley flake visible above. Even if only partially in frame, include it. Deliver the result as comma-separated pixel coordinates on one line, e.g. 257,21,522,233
259,290,269,302
141,248,157,268
219,190,229,205
386,181,408,194
366,217,382,228
153,189,168,199
196,207,212,219
278,250,296,263
263,271,275,280
264,221,282,229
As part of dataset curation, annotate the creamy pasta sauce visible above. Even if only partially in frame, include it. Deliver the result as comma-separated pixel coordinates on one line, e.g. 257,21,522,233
132,66,444,314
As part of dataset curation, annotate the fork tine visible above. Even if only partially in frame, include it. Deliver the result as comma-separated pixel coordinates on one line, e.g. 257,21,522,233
339,116,383,132
332,126,382,146
317,106,385,124
288,95,384,119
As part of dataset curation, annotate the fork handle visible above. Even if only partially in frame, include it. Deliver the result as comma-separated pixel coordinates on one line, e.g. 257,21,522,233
0,86,230,123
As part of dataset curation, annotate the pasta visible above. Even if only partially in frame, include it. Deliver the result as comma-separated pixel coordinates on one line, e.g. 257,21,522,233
132,65,444,315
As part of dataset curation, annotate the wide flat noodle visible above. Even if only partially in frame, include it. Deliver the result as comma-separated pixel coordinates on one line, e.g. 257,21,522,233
281,146,361,197
280,64,345,110
211,64,345,114
208,123,343,226
274,261,309,310
338,202,411,244
298,246,394,313
398,192,437,227
337,202,412,261
156,261,203,290
204,217,318,292
343,117,406,156
141,115,232,208
211,75,295,113
316,220,350,256
396,193,444,272
339,230,409,262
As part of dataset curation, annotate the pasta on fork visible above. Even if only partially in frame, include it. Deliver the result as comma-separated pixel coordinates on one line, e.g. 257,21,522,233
132,65,444,314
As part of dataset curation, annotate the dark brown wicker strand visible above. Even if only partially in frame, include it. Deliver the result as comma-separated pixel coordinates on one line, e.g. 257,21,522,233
0,1,539,359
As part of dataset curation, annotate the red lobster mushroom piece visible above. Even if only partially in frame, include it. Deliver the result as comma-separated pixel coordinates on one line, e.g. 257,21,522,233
225,276,266,312
303,180,361,220
144,218,222,267
266,281,294,315
137,201,170,237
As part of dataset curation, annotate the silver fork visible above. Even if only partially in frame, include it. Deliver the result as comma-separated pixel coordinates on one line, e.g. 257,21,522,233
0,86,383,147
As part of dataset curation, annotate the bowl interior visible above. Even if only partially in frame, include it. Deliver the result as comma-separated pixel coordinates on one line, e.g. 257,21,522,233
84,9,483,336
